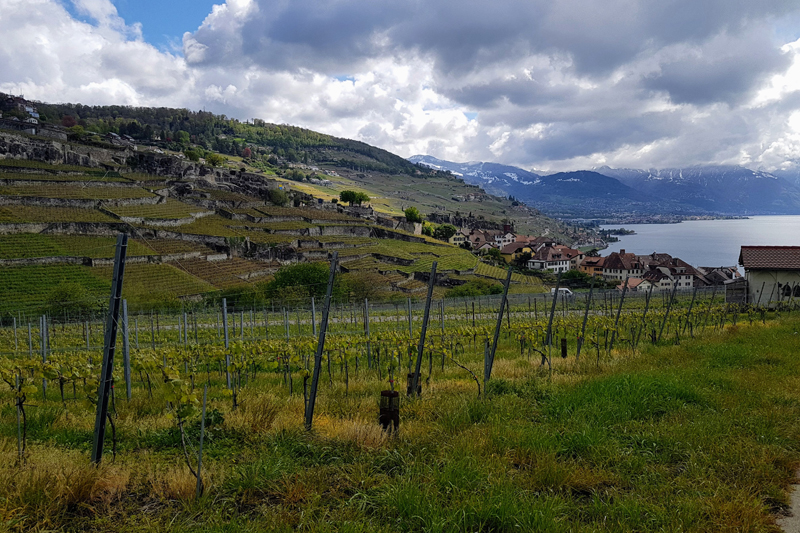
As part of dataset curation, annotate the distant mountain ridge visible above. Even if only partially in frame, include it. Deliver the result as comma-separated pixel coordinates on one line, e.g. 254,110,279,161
409,155,800,217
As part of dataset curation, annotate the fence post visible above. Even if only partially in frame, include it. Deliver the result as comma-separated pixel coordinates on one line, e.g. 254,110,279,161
123,299,131,401
196,385,208,499
440,300,445,338
634,284,654,349
91,233,128,465
223,298,230,389
407,298,413,340
411,262,437,397
682,287,698,334
545,272,562,361
311,297,317,336
40,315,47,398
304,252,338,431
27,323,32,358
485,267,512,385
609,276,629,349
658,282,679,342
365,298,372,369
576,276,595,359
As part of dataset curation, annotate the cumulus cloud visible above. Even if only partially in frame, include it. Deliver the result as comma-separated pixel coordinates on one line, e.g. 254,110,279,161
1,0,800,172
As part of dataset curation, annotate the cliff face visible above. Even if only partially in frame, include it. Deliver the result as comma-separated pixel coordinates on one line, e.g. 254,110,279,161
0,131,133,167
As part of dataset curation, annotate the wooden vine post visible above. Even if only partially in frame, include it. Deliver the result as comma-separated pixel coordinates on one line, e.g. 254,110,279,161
91,233,128,465
304,252,338,431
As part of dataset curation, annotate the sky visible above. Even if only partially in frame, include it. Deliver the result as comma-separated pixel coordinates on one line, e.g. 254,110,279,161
2,0,800,174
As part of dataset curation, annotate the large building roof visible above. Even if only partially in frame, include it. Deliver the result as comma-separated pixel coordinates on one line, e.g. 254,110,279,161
739,246,800,270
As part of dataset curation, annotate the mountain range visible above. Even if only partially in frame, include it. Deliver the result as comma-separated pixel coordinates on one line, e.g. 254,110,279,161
409,155,800,218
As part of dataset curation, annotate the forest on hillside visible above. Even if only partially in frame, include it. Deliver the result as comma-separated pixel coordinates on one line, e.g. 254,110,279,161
6,93,432,175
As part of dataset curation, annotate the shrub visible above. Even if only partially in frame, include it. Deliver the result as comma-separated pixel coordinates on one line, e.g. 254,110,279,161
404,206,422,223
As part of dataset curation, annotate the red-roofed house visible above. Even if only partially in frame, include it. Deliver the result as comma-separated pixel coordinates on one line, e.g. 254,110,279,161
738,246,800,305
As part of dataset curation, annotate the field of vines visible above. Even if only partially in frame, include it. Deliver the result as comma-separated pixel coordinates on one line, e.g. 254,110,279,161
1,273,800,531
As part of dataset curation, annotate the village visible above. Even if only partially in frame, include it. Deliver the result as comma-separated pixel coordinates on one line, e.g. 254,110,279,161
449,225,745,292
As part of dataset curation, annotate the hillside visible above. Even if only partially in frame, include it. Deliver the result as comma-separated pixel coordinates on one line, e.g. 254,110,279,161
4,94,572,237
0,102,569,314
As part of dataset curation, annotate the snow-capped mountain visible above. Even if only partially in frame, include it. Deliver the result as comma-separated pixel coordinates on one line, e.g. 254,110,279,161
594,165,800,213
409,155,800,216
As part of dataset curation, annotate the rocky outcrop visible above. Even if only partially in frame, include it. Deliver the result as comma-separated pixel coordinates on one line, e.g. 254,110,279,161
0,131,133,167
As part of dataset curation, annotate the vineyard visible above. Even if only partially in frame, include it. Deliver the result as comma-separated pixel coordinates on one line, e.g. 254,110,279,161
1,258,800,531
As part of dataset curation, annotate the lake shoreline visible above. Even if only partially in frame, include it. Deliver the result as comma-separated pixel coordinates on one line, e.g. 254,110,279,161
600,215,800,267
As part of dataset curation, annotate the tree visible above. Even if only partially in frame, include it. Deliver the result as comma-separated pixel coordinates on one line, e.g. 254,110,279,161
486,248,503,263
447,279,504,298
269,188,289,206
206,153,225,167
353,192,370,205
61,115,77,128
46,282,97,319
421,224,432,236
176,130,191,145
184,149,200,161
433,224,457,241
513,251,532,268
242,147,252,158
265,263,343,301
404,206,422,223
339,190,357,205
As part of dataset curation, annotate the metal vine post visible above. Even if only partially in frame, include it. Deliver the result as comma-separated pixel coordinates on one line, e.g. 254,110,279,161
91,233,128,465
304,252,338,431
411,262,438,397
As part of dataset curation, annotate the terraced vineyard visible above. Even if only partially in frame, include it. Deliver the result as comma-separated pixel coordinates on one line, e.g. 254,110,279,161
0,264,110,313
0,172,129,183
0,206,117,223
173,257,276,289
0,146,543,313
0,184,155,200
96,263,216,302
0,234,155,259
107,198,212,220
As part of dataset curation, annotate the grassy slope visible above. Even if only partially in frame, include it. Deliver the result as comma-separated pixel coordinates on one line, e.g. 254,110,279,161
1,315,800,531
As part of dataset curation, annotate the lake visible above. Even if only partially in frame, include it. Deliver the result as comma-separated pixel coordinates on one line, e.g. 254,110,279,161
600,216,800,267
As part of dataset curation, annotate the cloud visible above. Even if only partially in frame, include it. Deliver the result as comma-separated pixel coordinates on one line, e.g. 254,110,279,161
1,0,800,174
